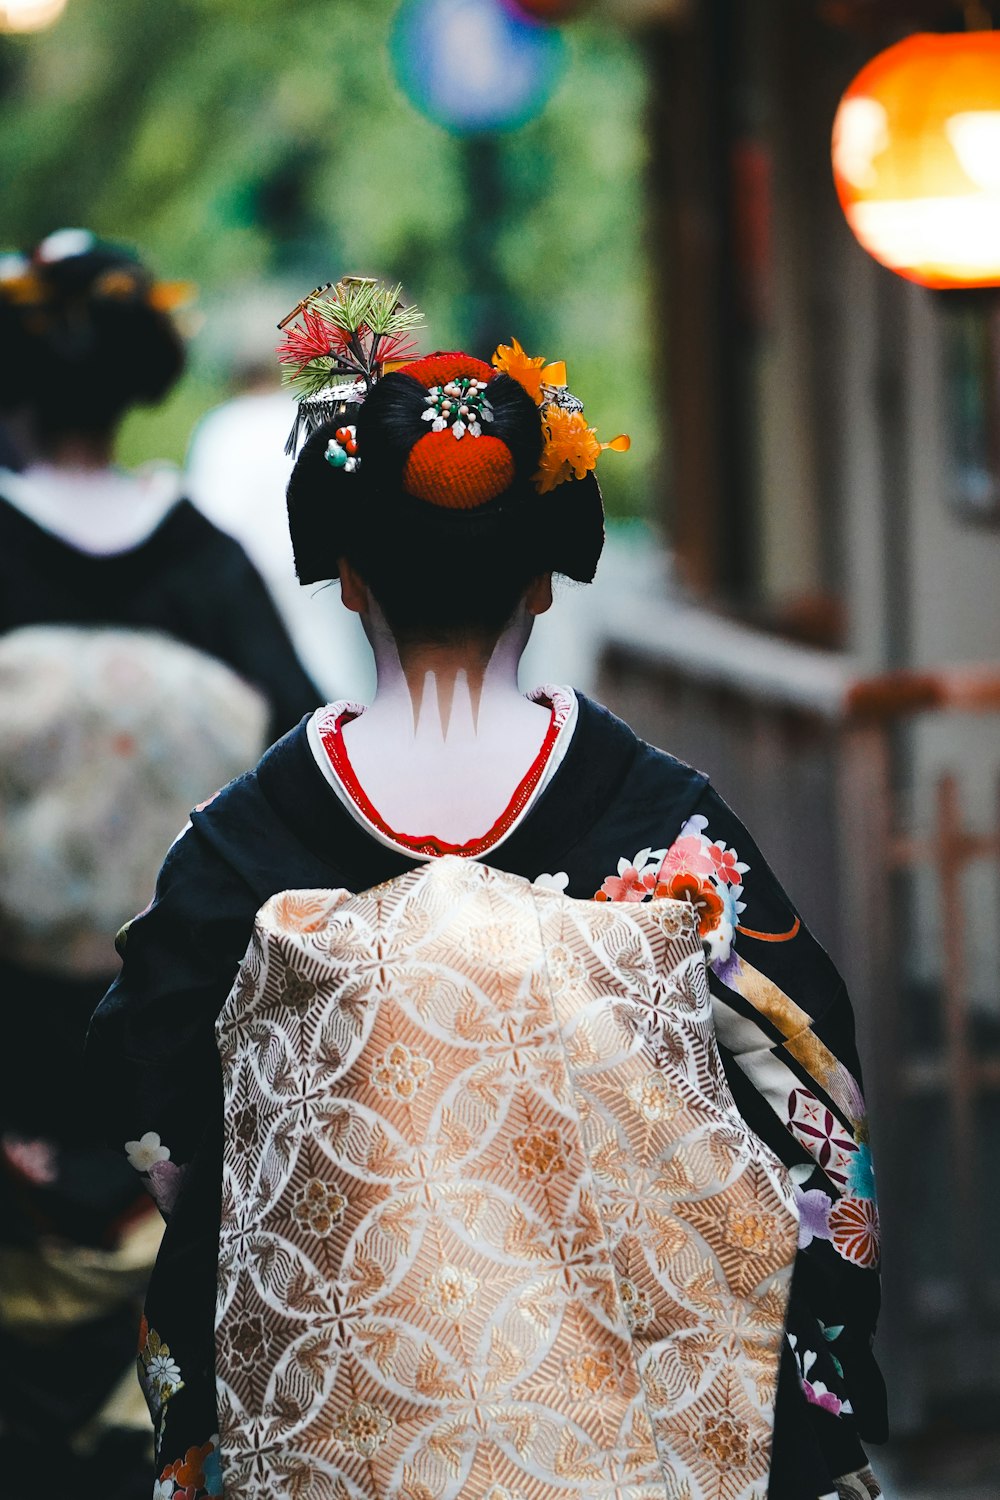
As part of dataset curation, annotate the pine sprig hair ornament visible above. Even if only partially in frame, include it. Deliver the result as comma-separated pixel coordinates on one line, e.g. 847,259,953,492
491,336,630,492
277,276,424,454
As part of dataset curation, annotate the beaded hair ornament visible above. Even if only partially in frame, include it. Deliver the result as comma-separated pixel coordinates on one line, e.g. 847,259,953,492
277,277,629,498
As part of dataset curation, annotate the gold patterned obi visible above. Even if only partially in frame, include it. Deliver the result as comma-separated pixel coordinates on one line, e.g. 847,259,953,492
215,858,798,1500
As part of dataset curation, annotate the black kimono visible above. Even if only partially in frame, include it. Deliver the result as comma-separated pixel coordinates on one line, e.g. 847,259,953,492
87,697,886,1500
0,495,320,743
0,491,320,1497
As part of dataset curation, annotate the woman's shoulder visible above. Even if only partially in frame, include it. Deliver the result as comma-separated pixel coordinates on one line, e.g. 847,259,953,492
184,717,348,899
0,476,272,574
573,690,710,795
146,495,262,571
0,463,184,555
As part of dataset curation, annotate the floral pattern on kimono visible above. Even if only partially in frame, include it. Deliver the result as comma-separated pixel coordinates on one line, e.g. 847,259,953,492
594,816,878,1267
153,1436,223,1500
137,1316,185,1458
592,803,883,1489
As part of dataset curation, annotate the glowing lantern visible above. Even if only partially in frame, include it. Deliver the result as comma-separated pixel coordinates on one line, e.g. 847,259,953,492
391,0,565,134
0,0,67,29
832,32,1000,289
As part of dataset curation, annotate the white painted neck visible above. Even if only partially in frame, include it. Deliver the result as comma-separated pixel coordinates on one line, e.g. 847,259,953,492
340,600,553,842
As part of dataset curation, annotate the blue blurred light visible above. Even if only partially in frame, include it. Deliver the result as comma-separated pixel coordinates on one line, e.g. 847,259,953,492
390,0,566,135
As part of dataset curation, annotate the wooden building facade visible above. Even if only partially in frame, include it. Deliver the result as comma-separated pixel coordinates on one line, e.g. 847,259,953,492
597,0,1000,1442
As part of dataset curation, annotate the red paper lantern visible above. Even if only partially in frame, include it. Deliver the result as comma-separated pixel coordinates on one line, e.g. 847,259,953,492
503,0,585,20
832,31,1000,289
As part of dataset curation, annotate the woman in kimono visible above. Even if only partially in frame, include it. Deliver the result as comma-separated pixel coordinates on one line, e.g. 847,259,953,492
88,286,885,1500
0,230,319,737
0,233,319,1499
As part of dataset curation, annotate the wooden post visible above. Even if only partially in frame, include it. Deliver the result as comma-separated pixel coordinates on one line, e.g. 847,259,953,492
836,721,921,1426
644,11,730,597
934,773,982,1373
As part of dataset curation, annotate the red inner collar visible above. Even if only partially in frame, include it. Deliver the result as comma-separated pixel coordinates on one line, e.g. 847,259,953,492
318,698,561,859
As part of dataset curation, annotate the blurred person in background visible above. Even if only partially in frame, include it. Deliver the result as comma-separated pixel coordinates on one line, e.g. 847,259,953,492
89,283,885,1500
0,230,320,739
0,230,319,1500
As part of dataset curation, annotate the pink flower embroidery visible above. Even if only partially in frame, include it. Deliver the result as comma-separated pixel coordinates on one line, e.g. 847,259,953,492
597,866,664,903
592,822,747,970
788,1334,854,1419
594,849,668,903
802,1379,852,1417
658,835,716,880
707,842,749,886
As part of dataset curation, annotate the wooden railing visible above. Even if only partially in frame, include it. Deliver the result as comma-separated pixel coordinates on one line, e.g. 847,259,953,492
597,597,1000,1429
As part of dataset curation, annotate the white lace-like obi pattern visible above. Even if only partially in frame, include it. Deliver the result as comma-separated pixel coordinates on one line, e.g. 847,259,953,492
215,857,798,1500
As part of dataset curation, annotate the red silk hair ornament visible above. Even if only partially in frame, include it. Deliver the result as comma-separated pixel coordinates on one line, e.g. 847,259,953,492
398,351,512,508
404,430,515,509
401,352,496,389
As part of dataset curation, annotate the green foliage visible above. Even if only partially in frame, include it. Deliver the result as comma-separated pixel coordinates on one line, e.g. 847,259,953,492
117,366,220,473
1,0,654,515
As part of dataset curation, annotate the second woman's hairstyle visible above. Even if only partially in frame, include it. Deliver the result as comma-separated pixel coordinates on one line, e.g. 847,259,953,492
0,229,186,438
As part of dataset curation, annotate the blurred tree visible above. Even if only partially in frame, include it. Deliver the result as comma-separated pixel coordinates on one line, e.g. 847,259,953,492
0,0,654,516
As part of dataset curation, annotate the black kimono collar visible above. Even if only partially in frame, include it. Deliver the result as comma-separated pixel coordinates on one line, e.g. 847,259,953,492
194,695,645,900
192,691,710,910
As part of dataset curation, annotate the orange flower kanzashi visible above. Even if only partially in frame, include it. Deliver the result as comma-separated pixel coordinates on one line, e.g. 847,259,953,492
535,405,630,494
491,337,630,492
491,337,565,404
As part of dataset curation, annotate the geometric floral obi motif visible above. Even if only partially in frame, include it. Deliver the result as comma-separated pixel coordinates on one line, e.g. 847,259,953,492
214,857,799,1500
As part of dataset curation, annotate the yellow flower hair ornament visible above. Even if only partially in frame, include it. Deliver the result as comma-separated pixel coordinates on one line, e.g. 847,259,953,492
491,336,566,405
492,337,629,493
535,405,631,494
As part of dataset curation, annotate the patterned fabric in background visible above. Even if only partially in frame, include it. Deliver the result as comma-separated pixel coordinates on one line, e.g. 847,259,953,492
0,625,268,975
0,625,269,1499
213,860,799,1500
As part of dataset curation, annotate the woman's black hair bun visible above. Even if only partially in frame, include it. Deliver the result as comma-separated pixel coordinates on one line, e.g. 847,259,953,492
356,367,543,498
0,230,185,430
285,348,605,635
286,413,604,589
539,470,605,584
